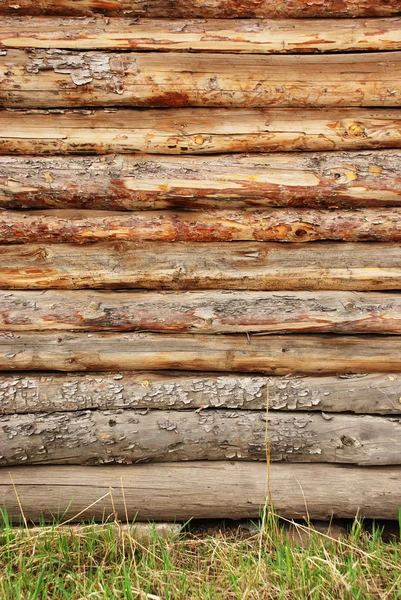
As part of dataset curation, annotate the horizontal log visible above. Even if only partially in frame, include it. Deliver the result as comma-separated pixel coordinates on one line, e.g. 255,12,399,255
2,110,401,157
1,409,400,466
1,463,400,522
1,371,400,415
2,17,401,53
4,208,401,243
1,332,401,374
1,241,401,290
3,290,401,335
3,150,401,212
1,50,401,108
1,0,399,18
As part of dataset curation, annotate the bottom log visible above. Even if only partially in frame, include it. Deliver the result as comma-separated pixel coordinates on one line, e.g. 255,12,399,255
0,463,400,522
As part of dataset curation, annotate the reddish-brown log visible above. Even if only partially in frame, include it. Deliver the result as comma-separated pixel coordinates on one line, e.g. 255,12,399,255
1,50,401,108
0,0,399,18
2,151,401,211
3,208,401,243
2,17,401,53
3,290,401,334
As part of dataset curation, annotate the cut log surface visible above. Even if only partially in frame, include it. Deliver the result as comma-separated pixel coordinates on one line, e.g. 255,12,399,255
1,463,400,521
2,17,401,53
3,150,401,212
1,50,401,108
4,290,401,335
1,332,401,374
1,241,401,291
0,0,399,18
0,409,400,466
2,110,401,157
1,371,400,415
4,208,401,243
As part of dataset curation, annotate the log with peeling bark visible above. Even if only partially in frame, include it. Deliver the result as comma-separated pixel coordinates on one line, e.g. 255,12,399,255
1,372,400,415
3,290,401,335
2,110,401,157
2,17,401,53
2,241,401,291
1,463,400,522
1,409,400,466
4,208,401,243
1,332,401,374
1,50,401,108
0,0,399,18
3,151,401,212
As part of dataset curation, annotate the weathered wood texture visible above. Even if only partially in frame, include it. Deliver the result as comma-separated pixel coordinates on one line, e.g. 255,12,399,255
1,332,401,374
2,241,401,291
1,409,400,466
3,151,401,212
1,371,400,415
1,50,401,108
2,17,401,53
1,463,400,522
1,0,399,18
2,110,401,156
4,290,401,335
4,208,401,243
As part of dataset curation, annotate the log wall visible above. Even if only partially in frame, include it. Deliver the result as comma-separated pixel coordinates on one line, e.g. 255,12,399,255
0,6,401,523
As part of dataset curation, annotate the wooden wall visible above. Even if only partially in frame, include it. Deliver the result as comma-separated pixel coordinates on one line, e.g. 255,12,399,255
0,0,401,522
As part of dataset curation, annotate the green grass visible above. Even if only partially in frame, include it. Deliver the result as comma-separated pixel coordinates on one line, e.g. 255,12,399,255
0,512,401,599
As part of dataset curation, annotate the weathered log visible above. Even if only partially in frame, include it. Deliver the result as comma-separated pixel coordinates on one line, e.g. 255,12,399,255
2,17,401,53
1,50,401,108
0,0,399,18
2,110,401,157
1,241,401,291
3,290,401,335
4,208,401,243
1,409,400,466
3,150,401,211
1,371,400,415
1,332,401,374
1,463,400,522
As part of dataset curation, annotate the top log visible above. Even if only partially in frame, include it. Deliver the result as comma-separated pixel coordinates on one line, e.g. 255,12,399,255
0,0,399,18
1,50,401,109
1,17,401,54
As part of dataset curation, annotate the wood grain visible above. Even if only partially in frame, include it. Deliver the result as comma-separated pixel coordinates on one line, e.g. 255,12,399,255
4,208,401,243
3,150,401,211
0,0,399,18
2,50,401,108
1,409,400,466
1,372,400,415
1,332,401,374
3,290,401,335
1,241,401,291
2,110,401,157
2,17,401,53
1,463,400,522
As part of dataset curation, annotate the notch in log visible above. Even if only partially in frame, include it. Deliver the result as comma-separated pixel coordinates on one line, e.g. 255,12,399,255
1,50,401,108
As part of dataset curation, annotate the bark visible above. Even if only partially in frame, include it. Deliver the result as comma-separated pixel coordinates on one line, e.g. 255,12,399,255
0,0,399,18
0,409,400,466
1,50,401,108
2,17,401,53
3,290,401,335
1,463,400,522
2,150,401,211
1,241,401,291
1,371,400,415
0,108,401,157
1,332,401,374
4,208,401,243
